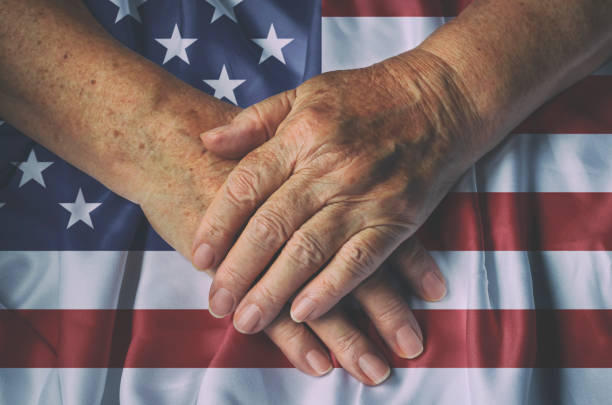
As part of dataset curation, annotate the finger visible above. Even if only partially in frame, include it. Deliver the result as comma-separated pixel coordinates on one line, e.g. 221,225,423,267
353,270,424,359
265,310,333,377
230,204,361,332
291,226,404,323
308,306,391,386
209,172,331,318
201,90,296,159
191,138,292,272
390,238,446,302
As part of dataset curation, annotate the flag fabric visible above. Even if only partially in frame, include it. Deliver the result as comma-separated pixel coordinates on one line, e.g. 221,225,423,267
1,0,612,404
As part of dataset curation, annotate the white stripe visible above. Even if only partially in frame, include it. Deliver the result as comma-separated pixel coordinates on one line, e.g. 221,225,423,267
454,133,612,193
0,251,210,310
323,17,612,76
2,250,610,310
322,17,444,72
2,368,610,405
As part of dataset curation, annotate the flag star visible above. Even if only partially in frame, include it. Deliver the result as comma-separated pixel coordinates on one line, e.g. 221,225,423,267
252,24,294,64
59,188,102,229
155,24,197,65
203,65,245,105
11,150,54,188
109,0,147,23
206,0,243,23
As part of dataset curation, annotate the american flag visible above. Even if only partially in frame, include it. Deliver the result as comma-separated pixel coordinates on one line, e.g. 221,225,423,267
1,0,612,404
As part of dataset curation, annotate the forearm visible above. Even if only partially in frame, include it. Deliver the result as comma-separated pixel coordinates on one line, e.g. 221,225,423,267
390,0,612,157
0,0,238,205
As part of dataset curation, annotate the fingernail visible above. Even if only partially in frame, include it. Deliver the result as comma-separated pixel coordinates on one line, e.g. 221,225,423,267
234,304,262,334
358,353,391,385
291,297,316,323
421,271,446,301
202,124,230,139
396,325,424,359
306,350,333,376
209,288,235,318
193,243,215,270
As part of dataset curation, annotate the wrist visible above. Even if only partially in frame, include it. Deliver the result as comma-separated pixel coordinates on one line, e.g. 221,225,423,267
378,49,486,175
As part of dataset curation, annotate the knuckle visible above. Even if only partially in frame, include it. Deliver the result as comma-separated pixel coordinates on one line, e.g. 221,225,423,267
201,213,230,240
374,298,408,325
245,104,273,141
249,209,289,250
316,276,343,302
274,321,312,347
292,106,332,136
221,264,252,290
225,167,261,208
248,146,283,170
257,283,285,308
340,242,376,279
333,329,363,358
285,230,326,269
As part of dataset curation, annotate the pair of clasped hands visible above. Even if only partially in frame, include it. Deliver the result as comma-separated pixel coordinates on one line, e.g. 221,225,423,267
188,50,482,385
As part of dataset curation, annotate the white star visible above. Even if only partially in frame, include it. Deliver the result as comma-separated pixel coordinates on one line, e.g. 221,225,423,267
155,24,198,65
0,120,4,126
59,188,102,229
252,24,294,64
203,65,245,105
109,0,147,23
11,150,54,188
0,203,5,209
205,0,243,23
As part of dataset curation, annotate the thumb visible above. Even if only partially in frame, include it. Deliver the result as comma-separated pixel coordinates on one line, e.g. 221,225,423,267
201,89,296,159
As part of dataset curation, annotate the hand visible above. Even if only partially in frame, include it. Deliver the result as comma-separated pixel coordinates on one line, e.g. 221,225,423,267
193,49,480,334
134,89,432,385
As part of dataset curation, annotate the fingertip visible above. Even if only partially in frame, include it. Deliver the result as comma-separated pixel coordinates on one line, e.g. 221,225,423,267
192,243,216,271
233,303,263,334
209,287,236,318
290,297,317,323
305,349,334,376
396,324,424,359
358,353,391,385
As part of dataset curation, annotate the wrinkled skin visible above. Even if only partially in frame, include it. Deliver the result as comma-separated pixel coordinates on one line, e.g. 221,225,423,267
117,74,443,386
193,49,481,348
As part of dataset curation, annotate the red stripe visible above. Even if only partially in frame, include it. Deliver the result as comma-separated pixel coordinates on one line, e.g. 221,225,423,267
1,309,611,368
515,76,612,134
419,192,612,251
322,0,473,17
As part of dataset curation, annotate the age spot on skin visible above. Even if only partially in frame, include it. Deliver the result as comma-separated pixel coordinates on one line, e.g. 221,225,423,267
139,143,145,150
63,53,69,59
90,79,96,85
113,130,122,138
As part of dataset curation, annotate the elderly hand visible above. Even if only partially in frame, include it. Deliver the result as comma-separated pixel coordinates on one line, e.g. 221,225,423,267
192,48,483,338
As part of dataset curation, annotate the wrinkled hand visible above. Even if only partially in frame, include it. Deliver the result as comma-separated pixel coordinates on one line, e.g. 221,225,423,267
135,88,436,385
193,49,482,337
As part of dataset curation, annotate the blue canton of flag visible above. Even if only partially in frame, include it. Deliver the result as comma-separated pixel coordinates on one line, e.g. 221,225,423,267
0,0,321,251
